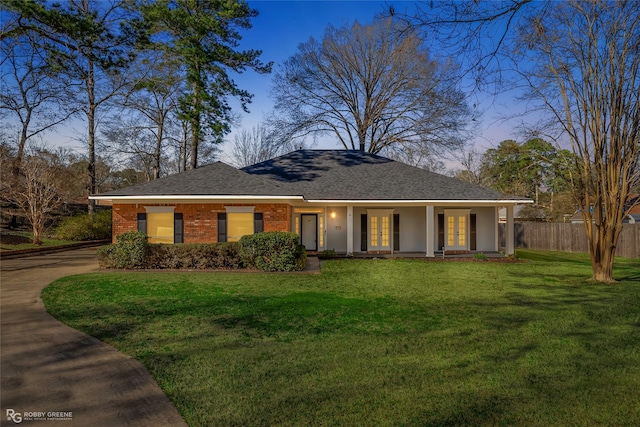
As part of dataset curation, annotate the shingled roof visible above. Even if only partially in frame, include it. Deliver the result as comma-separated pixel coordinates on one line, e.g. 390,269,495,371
242,150,526,201
97,161,293,197
94,150,528,202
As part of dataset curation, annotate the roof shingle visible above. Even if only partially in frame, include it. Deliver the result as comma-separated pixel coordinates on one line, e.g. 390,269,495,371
96,150,529,202
242,150,526,201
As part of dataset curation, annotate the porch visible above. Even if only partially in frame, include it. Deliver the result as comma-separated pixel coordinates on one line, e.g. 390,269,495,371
294,204,517,257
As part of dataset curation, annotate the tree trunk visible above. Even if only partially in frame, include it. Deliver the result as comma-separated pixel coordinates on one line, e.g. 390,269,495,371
87,58,97,214
154,118,163,179
190,117,199,169
586,217,622,284
189,81,200,170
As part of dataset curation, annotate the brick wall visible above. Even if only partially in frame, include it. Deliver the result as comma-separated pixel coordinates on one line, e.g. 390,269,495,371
112,203,292,244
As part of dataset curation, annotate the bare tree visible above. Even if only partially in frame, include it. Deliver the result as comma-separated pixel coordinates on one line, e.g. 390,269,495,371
401,1,639,282
454,149,486,185
3,0,140,213
9,148,64,244
515,1,640,283
0,16,76,175
391,0,539,93
227,123,304,168
271,18,470,156
113,51,183,179
101,118,157,182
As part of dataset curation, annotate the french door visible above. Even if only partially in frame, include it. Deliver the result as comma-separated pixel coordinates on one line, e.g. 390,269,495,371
444,209,470,252
368,210,393,252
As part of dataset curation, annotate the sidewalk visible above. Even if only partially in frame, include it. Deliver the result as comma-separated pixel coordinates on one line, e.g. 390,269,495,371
0,248,186,426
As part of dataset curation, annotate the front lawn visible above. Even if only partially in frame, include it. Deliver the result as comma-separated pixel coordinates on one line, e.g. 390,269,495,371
42,251,640,426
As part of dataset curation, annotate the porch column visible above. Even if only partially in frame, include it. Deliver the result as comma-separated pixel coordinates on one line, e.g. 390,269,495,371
506,204,515,256
426,205,435,257
346,205,354,254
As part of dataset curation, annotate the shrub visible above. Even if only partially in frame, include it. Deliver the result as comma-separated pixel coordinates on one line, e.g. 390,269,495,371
147,243,244,270
473,252,488,261
99,232,306,271
239,232,307,272
56,210,112,241
98,231,148,269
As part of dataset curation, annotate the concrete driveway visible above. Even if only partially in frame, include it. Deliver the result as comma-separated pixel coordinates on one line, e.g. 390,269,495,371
1,248,186,426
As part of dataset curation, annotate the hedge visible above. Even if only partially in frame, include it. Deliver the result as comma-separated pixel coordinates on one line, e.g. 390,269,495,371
147,243,245,270
239,231,307,272
98,231,307,272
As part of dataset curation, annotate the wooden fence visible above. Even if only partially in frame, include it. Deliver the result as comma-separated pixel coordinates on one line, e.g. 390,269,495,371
499,222,640,258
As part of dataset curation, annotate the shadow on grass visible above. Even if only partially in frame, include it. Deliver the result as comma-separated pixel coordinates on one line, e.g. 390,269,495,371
42,265,640,426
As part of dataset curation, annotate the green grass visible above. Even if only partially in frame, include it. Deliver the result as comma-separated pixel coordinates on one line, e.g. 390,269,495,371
43,250,640,426
0,231,77,251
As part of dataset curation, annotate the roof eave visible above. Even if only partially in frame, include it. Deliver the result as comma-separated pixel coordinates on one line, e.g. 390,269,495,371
304,199,533,205
90,194,305,203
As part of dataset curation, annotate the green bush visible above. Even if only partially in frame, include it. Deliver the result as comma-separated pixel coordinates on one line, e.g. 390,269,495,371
239,232,307,272
98,231,148,269
99,231,306,271
473,252,488,261
56,210,112,241
147,243,244,270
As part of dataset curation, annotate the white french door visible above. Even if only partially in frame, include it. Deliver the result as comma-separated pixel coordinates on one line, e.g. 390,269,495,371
367,209,393,252
444,209,470,251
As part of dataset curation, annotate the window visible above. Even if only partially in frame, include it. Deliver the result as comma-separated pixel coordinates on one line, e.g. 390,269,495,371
228,212,254,242
217,209,263,242
148,212,174,244
137,208,183,244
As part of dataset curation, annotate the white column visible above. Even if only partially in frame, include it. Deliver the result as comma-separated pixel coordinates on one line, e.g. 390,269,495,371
346,205,354,255
494,206,500,251
426,205,435,257
506,204,515,256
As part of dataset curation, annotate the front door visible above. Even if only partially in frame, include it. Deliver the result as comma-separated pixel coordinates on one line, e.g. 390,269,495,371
301,214,318,251
444,209,470,252
368,210,393,252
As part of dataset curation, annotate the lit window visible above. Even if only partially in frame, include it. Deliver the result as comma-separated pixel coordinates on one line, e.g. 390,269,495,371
447,216,455,246
381,215,389,247
319,215,324,248
371,216,378,247
458,216,466,246
148,212,174,244
227,212,254,242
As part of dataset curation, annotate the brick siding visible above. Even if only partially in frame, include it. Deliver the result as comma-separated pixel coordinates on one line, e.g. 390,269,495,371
111,203,292,244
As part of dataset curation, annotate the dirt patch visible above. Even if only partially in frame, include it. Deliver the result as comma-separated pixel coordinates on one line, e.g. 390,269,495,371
0,233,33,245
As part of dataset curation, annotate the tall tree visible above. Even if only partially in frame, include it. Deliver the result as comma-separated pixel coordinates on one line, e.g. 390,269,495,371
401,1,640,283
270,18,470,157
0,9,76,175
105,50,183,179
2,0,140,213
518,1,640,282
140,0,272,169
